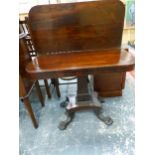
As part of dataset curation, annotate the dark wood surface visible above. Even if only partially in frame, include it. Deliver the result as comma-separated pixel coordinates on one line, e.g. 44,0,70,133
19,33,45,128
26,0,132,98
25,0,134,129
19,74,38,128
94,72,126,97
28,0,125,55
19,33,31,77
26,49,134,79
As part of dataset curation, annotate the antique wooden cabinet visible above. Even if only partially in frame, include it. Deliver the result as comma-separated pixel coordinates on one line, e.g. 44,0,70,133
94,72,126,97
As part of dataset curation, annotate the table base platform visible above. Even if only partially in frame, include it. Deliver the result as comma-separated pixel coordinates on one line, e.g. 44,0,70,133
58,76,113,130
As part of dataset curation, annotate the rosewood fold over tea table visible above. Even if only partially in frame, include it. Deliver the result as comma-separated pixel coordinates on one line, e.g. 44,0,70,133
26,0,135,129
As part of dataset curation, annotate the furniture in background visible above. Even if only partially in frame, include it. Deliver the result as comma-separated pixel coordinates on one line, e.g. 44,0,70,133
94,0,134,97
19,18,36,57
19,74,44,128
19,33,45,128
94,49,134,97
19,19,60,98
94,72,126,97
26,0,134,130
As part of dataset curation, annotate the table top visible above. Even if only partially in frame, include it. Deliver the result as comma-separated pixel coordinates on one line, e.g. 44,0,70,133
26,49,134,79
25,1,134,80
28,0,125,55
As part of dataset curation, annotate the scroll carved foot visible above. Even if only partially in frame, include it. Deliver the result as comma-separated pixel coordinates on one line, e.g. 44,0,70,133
58,111,75,130
94,109,113,125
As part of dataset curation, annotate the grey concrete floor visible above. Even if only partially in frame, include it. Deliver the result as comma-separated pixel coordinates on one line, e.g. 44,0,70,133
19,74,135,155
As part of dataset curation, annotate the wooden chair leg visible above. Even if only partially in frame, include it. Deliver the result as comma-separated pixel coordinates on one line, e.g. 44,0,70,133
20,75,39,128
54,78,61,98
35,80,45,107
23,98,38,128
51,78,55,85
44,79,52,99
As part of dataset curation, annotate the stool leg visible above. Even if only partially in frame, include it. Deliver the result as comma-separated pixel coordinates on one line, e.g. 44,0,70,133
52,78,61,98
51,78,55,85
35,80,45,107
55,79,61,98
23,98,38,128
44,79,51,99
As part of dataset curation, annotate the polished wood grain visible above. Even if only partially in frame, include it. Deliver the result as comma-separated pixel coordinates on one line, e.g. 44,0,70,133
28,0,125,55
26,0,130,98
94,72,126,97
26,49,134,79
26,1,134,129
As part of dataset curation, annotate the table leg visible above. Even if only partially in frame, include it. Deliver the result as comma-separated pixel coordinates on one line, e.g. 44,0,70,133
58,75,113,130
